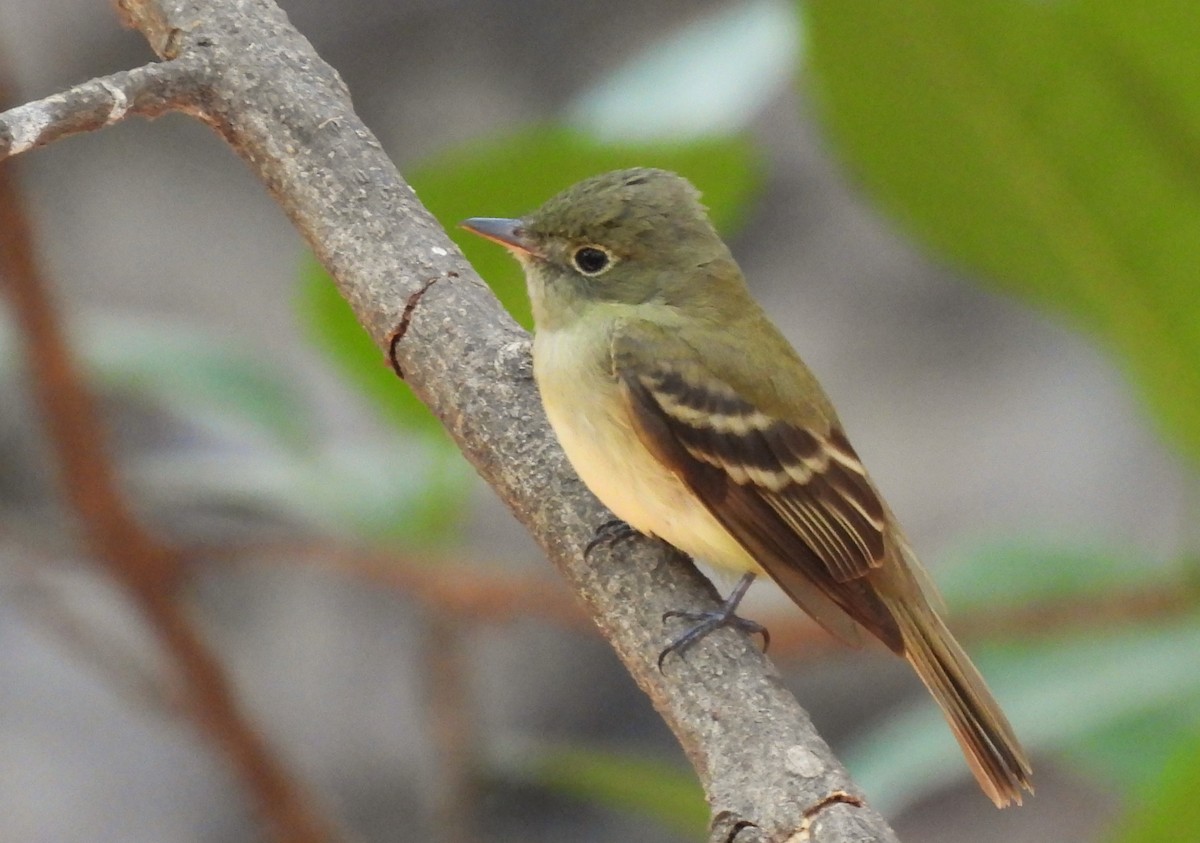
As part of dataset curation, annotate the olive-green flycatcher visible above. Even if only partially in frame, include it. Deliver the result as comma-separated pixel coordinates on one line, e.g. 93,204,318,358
462,168,1032,807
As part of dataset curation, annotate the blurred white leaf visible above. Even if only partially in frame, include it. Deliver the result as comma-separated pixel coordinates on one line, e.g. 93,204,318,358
568,0,800,141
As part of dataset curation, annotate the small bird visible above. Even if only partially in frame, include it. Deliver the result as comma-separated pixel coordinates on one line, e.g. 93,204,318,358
462,168,1033,807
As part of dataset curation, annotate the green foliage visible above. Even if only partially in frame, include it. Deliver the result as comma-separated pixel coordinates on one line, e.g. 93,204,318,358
0,314,466,542
1110,722,1200,843
847,611,1200,813
802,4,1200,806
525,746,708,838
844,540,1200,812
297,256,444,438
298,254,474,543
803,0,1200,465
80,315,315,449
934,540,1177,608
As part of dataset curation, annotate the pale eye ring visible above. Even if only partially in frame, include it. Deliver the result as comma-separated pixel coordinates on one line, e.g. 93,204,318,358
572,245,613,275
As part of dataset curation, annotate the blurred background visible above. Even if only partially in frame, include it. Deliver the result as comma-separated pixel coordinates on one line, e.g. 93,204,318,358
2,1,1198,841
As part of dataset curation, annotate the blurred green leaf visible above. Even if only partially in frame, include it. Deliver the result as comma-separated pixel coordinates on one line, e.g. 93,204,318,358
845,614,1200,814
528,746,707,838
1067,699,1200,790
15,315,314,450
935,540,1179,609
1,315,468,544
131,438,471,544
298,126,762,436
803,0,1200,464
297,263,474,543
294,439,470,544
1109,720,1200,843
846,540,1199,811
390,444,474,544
297,255,447,438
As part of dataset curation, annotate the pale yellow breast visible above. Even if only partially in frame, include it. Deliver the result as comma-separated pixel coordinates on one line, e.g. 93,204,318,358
533,324,760,575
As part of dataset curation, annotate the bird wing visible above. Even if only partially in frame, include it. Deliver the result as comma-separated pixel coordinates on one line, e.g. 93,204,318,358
614,331,904,651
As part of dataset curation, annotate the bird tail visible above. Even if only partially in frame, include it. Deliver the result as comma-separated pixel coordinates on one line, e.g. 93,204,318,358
888,596,1034,808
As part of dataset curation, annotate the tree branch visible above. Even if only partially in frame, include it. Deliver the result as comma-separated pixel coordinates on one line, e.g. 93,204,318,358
2,1,902,838
0,60,200,157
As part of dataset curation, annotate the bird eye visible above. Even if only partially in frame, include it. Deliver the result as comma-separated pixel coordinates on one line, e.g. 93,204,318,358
572,246,612,275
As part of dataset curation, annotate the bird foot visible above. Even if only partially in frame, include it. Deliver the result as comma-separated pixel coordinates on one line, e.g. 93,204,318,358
658,611,769,670
584,518,639,560
658,574,769,670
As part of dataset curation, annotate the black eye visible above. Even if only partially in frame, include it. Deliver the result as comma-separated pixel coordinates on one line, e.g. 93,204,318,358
572,246,611,275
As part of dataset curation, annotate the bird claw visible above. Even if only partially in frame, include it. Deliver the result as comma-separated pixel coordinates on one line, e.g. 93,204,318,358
657,607,770,671
584,518,639,560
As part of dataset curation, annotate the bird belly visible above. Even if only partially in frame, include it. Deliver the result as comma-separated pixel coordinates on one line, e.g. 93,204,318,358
535,330,759,575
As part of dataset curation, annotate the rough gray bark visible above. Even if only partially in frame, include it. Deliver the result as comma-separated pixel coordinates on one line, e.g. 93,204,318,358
0,1,902,839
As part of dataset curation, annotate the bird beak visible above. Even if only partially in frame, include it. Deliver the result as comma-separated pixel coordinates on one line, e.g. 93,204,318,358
460,217,540,257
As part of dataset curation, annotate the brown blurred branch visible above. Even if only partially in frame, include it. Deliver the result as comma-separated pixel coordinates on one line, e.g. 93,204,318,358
230,540,1200,657
0,77,338,843
425,613,479,843
222,541,594,631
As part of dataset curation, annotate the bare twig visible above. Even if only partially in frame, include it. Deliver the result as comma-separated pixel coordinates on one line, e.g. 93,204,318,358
0,60,200,158
0,69,339,843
